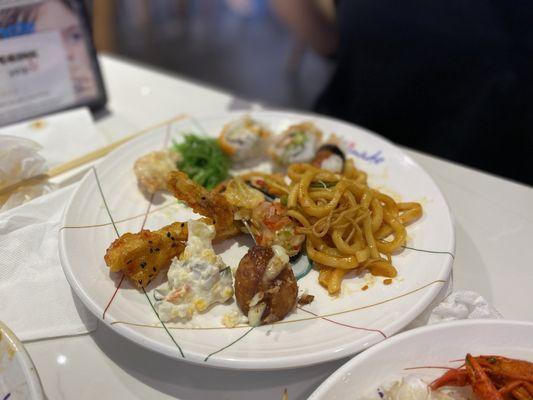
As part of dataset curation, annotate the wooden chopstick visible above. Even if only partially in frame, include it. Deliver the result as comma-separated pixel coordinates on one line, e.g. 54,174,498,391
0,114,187,198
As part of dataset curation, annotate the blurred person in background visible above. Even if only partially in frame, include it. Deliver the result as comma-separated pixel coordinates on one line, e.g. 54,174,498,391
272,0,533,185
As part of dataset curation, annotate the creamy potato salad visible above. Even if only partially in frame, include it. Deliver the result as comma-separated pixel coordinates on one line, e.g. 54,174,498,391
154,220,234,322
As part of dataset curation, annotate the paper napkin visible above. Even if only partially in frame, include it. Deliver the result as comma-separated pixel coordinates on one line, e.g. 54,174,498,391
0,184,97,342
0,135,56,212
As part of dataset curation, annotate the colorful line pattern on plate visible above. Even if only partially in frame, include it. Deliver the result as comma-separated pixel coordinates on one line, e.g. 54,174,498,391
94,125,188,358
93,165,185,357
102,274,124,320
297,306,387,338
63,116,454,362
203,328,254,362
59,202,177,231
108,279,447,331
101,127,171,320
402,245,455,260
142,286,185,358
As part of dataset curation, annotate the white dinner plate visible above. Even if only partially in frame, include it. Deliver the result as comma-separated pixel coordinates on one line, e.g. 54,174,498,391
59,111,454,369
0,321,45,400
309,319,533,399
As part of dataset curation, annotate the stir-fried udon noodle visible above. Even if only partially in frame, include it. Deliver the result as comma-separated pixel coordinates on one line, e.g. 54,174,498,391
234,159,422,295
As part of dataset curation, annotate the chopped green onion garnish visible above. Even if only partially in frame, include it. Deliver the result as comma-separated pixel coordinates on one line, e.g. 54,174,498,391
173,134,231,190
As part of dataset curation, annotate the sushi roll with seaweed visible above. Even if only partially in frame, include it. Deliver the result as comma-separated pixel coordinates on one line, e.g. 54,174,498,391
312,144,346,173
268,122,322,166
218,116,270,162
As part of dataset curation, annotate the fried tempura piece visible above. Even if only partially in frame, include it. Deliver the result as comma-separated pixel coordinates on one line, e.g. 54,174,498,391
105,170,243,288
133,150,180,195
104,222,187,288
167,171,241,241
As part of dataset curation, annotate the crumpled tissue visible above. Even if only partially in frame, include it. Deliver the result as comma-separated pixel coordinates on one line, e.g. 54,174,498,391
428,290,502,324
406,286,502,330
0,135,56,212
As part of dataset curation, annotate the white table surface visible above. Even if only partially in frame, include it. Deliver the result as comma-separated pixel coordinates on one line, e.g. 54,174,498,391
24,54,533,400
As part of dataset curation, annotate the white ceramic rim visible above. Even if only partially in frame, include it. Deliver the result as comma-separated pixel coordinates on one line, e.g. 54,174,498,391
59,110,455,370
0,321,45,400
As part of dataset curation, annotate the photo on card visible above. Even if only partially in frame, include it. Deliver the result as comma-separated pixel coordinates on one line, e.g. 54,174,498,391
0,0,106,127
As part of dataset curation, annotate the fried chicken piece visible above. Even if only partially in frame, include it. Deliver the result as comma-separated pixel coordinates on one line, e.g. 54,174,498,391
167,171,241,241
133,150,180,195
104,222,186,288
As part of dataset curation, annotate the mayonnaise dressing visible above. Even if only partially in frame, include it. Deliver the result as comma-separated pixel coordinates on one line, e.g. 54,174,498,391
262,245,289,284
154,220,233,322
247,303,267,328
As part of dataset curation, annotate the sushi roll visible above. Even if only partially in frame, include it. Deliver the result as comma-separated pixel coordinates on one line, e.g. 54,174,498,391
268,122,322,166
312,144,345,173
218,116,270,162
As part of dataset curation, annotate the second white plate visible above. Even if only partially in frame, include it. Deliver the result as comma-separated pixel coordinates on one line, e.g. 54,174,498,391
309,319,533,399
0,321,45,400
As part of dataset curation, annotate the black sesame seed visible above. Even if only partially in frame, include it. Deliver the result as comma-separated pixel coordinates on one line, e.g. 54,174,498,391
181,223,185,227
166,232,171,238
138,280,142,285
140,262,146,268
155,248,160,252
153,267,156,272
149,274,153,278
201,196,206,200
148,240,153,244
171,236,175,241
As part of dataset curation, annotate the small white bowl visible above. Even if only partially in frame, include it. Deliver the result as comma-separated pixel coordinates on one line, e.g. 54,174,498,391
0,321,45,400
309,319,533,399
